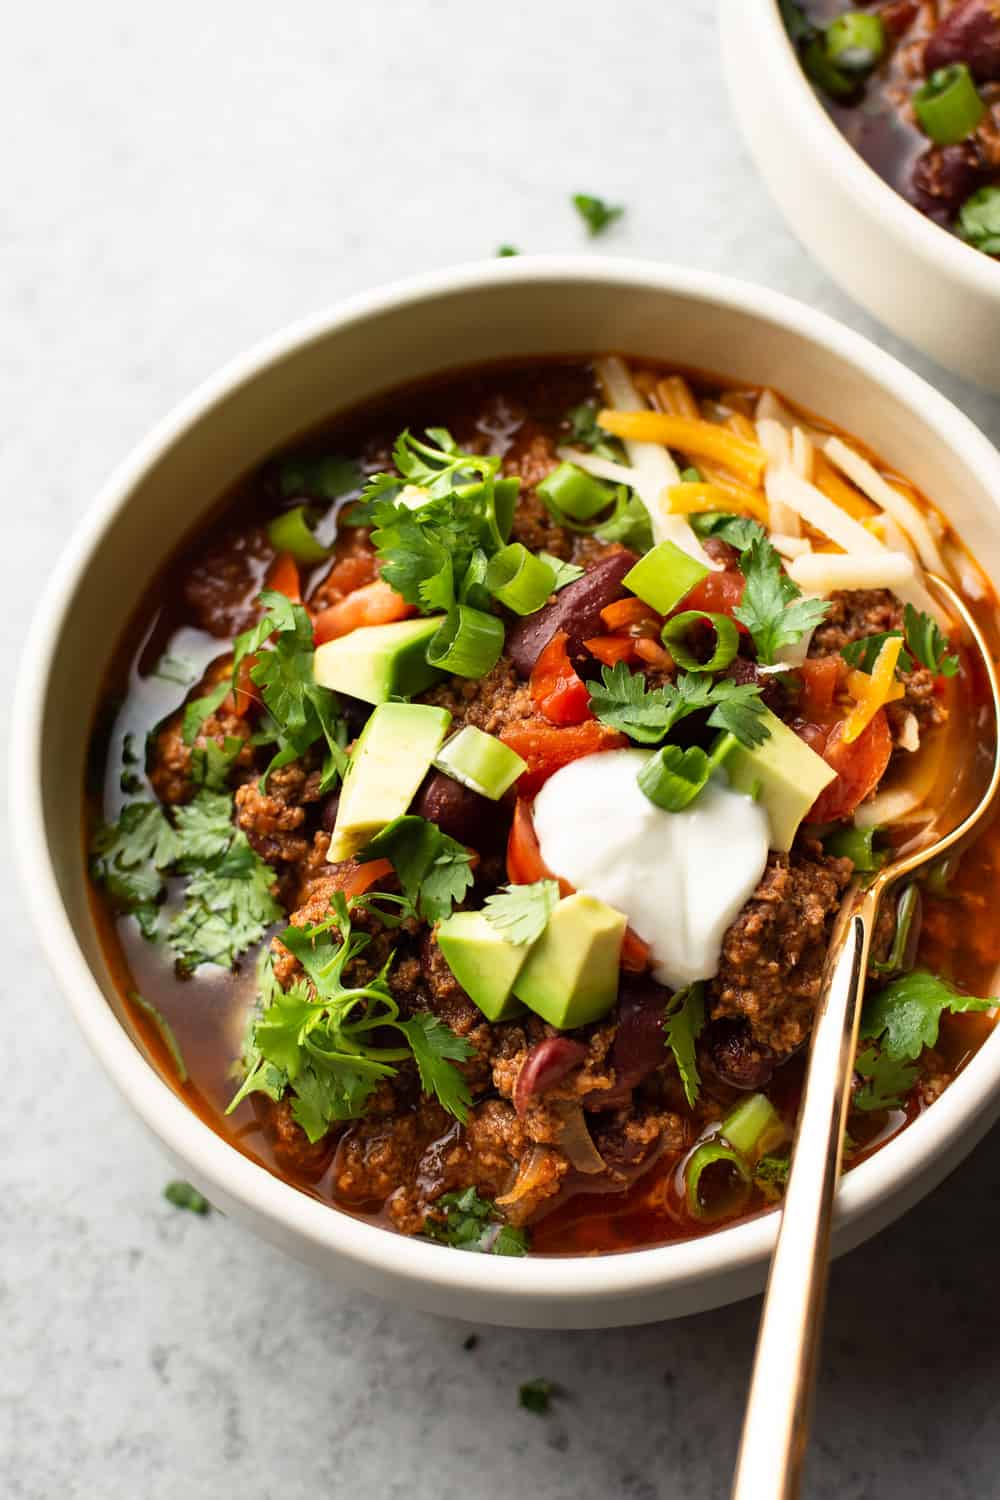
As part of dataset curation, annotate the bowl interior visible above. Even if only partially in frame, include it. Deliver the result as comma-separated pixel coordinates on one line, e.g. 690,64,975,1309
22,261,1000,1320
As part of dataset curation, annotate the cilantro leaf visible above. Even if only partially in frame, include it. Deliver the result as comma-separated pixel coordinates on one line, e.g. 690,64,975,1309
182,679,231,746
423,1186,529,1255
841,630,913,675
483,880,560,946
496,244,520,257
706,680,772,748
519,1379,556,1415
689,511,768,553
92,800,180,872
537,553,585,592
279,452,360,502
129,991,188,1081
860,969,995,1061
593,491,654,553
664,982,705,1108
567,401,605,448
572,193,624,235
959,185,1000,256
359,815,474,922
168,833,282,972
902,604,960,678
190,736,244,791
853,1045,919,1112
734,537,831,664
586,662,768,750
163,1180,211,1214
396,1013,474,1122
172,790,236,868
754,1154,790,1201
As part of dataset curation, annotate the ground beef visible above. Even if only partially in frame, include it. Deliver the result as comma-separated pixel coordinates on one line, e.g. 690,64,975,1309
809,588,947,733
256,1096,338,1179
234,761,323,865
502,429,574,558
148,657,255,804
708,849,853,1057
420,656,535,735
181,524,274,638
589,1106,687,1180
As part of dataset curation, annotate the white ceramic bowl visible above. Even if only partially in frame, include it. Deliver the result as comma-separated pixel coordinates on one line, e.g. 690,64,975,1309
720,0,1000,392
11,258,1000,1328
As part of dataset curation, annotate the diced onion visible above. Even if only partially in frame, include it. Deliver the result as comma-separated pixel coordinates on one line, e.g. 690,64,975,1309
897,712,921,753
854,787,934,829
824,437,946,573
555,445,641,489
595,357,715,568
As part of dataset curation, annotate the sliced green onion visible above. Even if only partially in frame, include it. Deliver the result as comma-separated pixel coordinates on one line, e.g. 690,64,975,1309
493,477,520,541
680,466,703,483
623,540,709,615
536,462,615,522
802,34,857,98
426,605,504,678
267,505,332,564
637,732,736,813
721,1093,785,1164
824,823,887,873
685,1140,752,1222
914,64,985,145
825,12,885,73
660,610,739,673
925,851,961,898
433,725,526,799
485,543,557,615
870,883,922,976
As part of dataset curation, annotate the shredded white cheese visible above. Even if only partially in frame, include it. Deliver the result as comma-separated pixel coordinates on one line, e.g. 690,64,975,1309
555,445,641,489
771,533,812,560
791,426,814,483
788,550,916,594
854,788,934,829
757,419,802,539
824,437,946,574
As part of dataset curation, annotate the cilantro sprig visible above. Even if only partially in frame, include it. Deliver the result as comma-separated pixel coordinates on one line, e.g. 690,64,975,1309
483,880,560,946
586,661,769,749
853,969,996,1111
359,815,475,923
734,537,831,665
841,604,959,680
663,982,705,1108
423,1186,529,1256
228,898,474,1140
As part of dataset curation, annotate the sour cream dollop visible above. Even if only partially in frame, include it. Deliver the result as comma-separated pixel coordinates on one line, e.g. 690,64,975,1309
532,749,770,990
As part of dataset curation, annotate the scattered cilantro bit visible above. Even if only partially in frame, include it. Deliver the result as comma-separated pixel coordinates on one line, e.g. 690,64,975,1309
860,969,995,1061
483,880,560,946
463,1333,479,1351
664,982,705,1108
129,992,188,1082
592,490,654,553
233,590,348,789
168,834,283,972
572,193,624,236
182,679,230,746
191,736,244,791
841,630,913,675
279,453,360,502
229,899,473,1139
734,537,831,664
778,0,815,44
90,801,180,935
853,1046,919,1112
567,401,605,449
586,662,769,749
754,1154,790,1201
538,553,585,591
359,815,474,923
689,511,768,553
959,185,1000,256
424,1186,529,1255
519,1378,556,1415
680,466,703,484
902,604,960,678
163,1180,211,1214
153,653,199,686
496,244,520,257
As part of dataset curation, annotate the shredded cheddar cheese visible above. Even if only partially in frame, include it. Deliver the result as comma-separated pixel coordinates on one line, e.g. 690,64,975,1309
597,410,767,487
667,482,770,524
843,637,906,743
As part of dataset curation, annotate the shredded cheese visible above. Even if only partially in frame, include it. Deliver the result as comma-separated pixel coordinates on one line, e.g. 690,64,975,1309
824,437,946,573
597,410,767,488
788,549,915,593
767,468,884,555
667,482,770,524
791,426,815,483
843,637,905,743
757,419,801,538
770,533,812,560
555,446,641,489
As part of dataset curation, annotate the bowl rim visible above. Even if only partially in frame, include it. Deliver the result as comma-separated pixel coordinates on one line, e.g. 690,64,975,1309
11,254,1000,1307
751,0,1000,300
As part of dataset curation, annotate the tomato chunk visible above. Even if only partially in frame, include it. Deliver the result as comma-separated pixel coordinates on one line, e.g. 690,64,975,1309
600,597,661,632
500,719,628,797
584,635,638,667
530,631,593,726
313,548,378,605
797,656,843,722
313,579,415,644
679,568,746,628
267,552,301,603
805,708,893,823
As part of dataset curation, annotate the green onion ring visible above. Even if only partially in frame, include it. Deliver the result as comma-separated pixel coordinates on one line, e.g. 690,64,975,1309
426,605,505,678
661,610,739,672
485,543,557,615
914,64,985,146
267,505,332,564
685,1140,752,1223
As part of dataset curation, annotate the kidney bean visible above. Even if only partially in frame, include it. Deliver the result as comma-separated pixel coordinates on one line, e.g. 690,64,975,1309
910,143,983,222
320,793,340,832
505,550,638,677
702,1018,776,1092
925,0,1000,82
583,979,670,1111
513,1037,589,1117
413,770,506,846
724,656,791,715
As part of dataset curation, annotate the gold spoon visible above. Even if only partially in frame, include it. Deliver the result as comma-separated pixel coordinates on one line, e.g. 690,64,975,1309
731,573,1000,1500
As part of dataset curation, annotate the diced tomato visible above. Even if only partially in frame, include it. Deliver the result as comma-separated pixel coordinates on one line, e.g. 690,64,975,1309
332,857,395,898
227,652,259,717
679,568,746,628
267,552,301,602
506,799,651,973
600,597,661,633
529,631,593,726
797,656,842,722
584,635,639,667
500,718,628,797
312,579,415,644
311,547,378,606
804,708,893,823
634,637,672,671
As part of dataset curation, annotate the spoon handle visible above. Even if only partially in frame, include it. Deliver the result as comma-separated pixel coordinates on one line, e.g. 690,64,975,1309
731,886,875,1500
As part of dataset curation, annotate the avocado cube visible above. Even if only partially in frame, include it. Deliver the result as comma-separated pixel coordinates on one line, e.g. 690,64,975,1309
313,616,446,705
513,892,626,1029
329,702,452,862
726,707,836,852
435,911,528,1022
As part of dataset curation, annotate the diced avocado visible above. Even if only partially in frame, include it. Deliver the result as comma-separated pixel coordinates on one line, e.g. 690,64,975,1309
623,540,708,615
329,702,451,861
313,616,446,705
435,911,527,1022
513,892,626,1029
433,726,527,800
726,707,836,853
